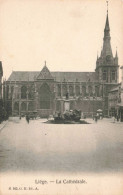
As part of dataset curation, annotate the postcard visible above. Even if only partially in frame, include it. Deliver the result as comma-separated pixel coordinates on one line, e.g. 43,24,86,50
0,0,123,194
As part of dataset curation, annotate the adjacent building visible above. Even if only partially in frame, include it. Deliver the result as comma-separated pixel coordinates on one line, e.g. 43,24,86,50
3,8,120,118
0,61,3,122
108,84,121,117
117,66,123,121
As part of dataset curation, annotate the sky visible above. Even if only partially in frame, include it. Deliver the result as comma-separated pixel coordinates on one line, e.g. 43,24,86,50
0,0,123,80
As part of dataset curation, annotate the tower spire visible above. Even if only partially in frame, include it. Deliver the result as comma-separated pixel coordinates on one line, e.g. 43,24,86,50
101,1,113,58
104,1,110,34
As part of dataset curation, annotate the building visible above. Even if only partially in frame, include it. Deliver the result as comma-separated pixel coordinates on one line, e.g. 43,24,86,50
0,61,3,122
108,84,121,117
117,66,123,121
3,7,119,118
108,66,123,122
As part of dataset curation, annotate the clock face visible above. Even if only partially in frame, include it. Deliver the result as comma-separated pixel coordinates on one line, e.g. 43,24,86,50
106,55,111,61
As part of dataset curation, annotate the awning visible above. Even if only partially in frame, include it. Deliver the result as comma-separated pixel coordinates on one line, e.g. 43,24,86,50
97,109,103,112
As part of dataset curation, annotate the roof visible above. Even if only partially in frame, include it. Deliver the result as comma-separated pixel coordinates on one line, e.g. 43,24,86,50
7,71,98,82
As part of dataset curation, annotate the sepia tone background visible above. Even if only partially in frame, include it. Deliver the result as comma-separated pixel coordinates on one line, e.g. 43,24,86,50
0,0,123,194
0,0,123,79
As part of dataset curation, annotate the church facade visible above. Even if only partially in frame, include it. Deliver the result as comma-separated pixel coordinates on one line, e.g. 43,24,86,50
3,10,119,117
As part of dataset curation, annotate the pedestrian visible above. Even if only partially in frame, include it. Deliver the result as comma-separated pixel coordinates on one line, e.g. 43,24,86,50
26,115,30,123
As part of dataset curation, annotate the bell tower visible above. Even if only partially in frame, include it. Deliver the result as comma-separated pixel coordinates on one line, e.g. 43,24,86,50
95,1,119,115
95,1,119,84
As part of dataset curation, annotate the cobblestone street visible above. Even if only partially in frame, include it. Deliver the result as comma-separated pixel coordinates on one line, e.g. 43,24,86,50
0,117,123,173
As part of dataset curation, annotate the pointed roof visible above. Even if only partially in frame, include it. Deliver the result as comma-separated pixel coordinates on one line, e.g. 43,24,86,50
36,65,53,80
101,6,113,58
105,12,110,32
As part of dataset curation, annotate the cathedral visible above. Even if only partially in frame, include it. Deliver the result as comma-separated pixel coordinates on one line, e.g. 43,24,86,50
3,8,119,118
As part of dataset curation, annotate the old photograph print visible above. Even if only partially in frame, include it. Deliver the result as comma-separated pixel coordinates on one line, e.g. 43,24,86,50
0,0,123,194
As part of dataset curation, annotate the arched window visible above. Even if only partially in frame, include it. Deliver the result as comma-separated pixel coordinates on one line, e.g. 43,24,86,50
112,71,115,81
88,86,92,96
69,85,74,96
28,85,34,99
62,85,67,96
39,83,51,109
75,85,80,96
103,70,107,81
82,86,86,96
28,102,34,111
95,86,99,97
14,102,19,111
57,84,61,96
21,102,26,111
21,86,27,99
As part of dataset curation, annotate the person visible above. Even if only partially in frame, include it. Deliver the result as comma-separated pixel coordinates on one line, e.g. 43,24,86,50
116,114,119,122
26,115,30,123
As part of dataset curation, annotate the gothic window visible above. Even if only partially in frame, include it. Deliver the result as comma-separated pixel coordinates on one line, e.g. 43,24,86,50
95,86,99,97
57,84,61,96
103,70,107,81
82,86,86,96
21,102,26,111
21,86,27,99
88,86,92,96
62,84,67,96
14,102,19,111
39,83,51,109
112,71,115,80
69,85,74,96
28,102,34,111
28,85,34,99
75,85,80,96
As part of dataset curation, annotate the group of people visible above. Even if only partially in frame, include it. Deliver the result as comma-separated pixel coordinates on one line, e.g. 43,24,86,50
93,113,103,122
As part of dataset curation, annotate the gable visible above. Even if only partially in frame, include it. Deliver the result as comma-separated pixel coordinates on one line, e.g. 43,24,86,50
36,65,53,80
